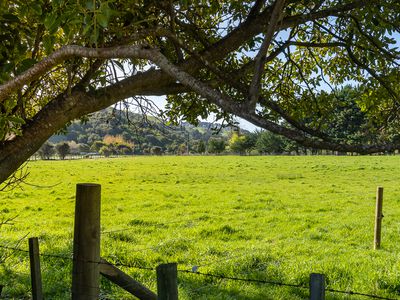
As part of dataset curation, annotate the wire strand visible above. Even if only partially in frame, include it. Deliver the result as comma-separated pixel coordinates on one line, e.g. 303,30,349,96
0,243,397,300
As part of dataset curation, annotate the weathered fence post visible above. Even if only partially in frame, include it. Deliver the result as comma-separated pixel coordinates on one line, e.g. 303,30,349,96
71,183,101,300
310,273,325,300
156,263,178,300
29,237,43,300
99,258,157,300
374,186,384,250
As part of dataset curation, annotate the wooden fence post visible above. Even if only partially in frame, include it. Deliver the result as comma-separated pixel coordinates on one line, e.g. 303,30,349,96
99,258,157,300
374,186,384,250
156,263,178,300
310,273,325,300
71,183,101,300
29,237,43,300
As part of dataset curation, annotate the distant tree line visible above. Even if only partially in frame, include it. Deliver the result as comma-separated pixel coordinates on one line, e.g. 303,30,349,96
38,86,399,159
38,128,359,160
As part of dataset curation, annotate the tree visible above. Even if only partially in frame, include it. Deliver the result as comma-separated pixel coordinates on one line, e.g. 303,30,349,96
324,86,384,145
255,131,285,154
1,1,400,184
178,143,188,155
208,138,226,154
55,142,70,160
229,133,248,155
99,145,113,157
197,140,206,154
117,143,133,155
90,141,106,153
37,143,55,160
229,132,257,154
79,143,91,153
151,146,163,155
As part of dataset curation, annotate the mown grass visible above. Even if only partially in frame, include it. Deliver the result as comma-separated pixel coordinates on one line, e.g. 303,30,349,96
0,156,400,299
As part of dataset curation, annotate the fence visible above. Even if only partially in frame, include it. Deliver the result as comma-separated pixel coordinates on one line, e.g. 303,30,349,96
0,183,396,300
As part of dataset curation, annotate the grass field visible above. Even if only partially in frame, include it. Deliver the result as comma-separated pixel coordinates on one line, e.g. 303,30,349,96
0,156,400,299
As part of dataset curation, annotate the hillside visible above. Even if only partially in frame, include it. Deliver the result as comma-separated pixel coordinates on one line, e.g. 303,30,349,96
47,109,242,154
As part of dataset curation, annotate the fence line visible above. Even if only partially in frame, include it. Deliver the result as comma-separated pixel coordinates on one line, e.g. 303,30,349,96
0,243,397,300
325,288,397,300
1,183,398,300
179,269,309,289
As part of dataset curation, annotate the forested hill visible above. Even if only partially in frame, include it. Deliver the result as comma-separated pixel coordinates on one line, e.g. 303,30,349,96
48,109,240,155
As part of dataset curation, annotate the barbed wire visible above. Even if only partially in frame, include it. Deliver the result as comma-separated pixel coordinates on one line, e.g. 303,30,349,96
0,243,398,300
179,271,398,300
0,244,72,261
179,269,309,289
105,260,399,300
325,288,398,300
106,260,154,271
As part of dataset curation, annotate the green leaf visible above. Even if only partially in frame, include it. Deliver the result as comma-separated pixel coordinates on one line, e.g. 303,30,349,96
180,0,188,8
82,23,92,36
16,58,37,75
86,1,95,11
8,116,25,124
43,35,55,54
31,3,42,16
2,14,19,22
44,14,57,30
1,62,14,74
53,0,63,7
97,13,109,28
90,27,99,45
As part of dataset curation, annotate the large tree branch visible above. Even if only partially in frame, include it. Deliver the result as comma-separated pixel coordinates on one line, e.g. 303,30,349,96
186,0,374,73
280,0,379,30
0,0,376,104
240,110,400,154
249,0,286,108
0,44,153,103
146,50,397,155
151,48,400,154
0,68,186,183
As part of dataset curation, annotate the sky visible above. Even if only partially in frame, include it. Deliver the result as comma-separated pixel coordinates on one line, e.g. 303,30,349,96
148,96,259,132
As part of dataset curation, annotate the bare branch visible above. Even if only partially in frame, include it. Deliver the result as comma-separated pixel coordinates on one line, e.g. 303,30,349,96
0,162,29,192
287,41,346,48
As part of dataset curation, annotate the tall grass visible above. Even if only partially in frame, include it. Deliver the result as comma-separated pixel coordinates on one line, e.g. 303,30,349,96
0,156,399,299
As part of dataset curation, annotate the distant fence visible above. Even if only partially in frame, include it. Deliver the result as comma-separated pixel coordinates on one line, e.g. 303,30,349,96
0,184,396,300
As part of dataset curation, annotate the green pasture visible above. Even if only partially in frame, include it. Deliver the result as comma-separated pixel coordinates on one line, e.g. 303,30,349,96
0,156,400,299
